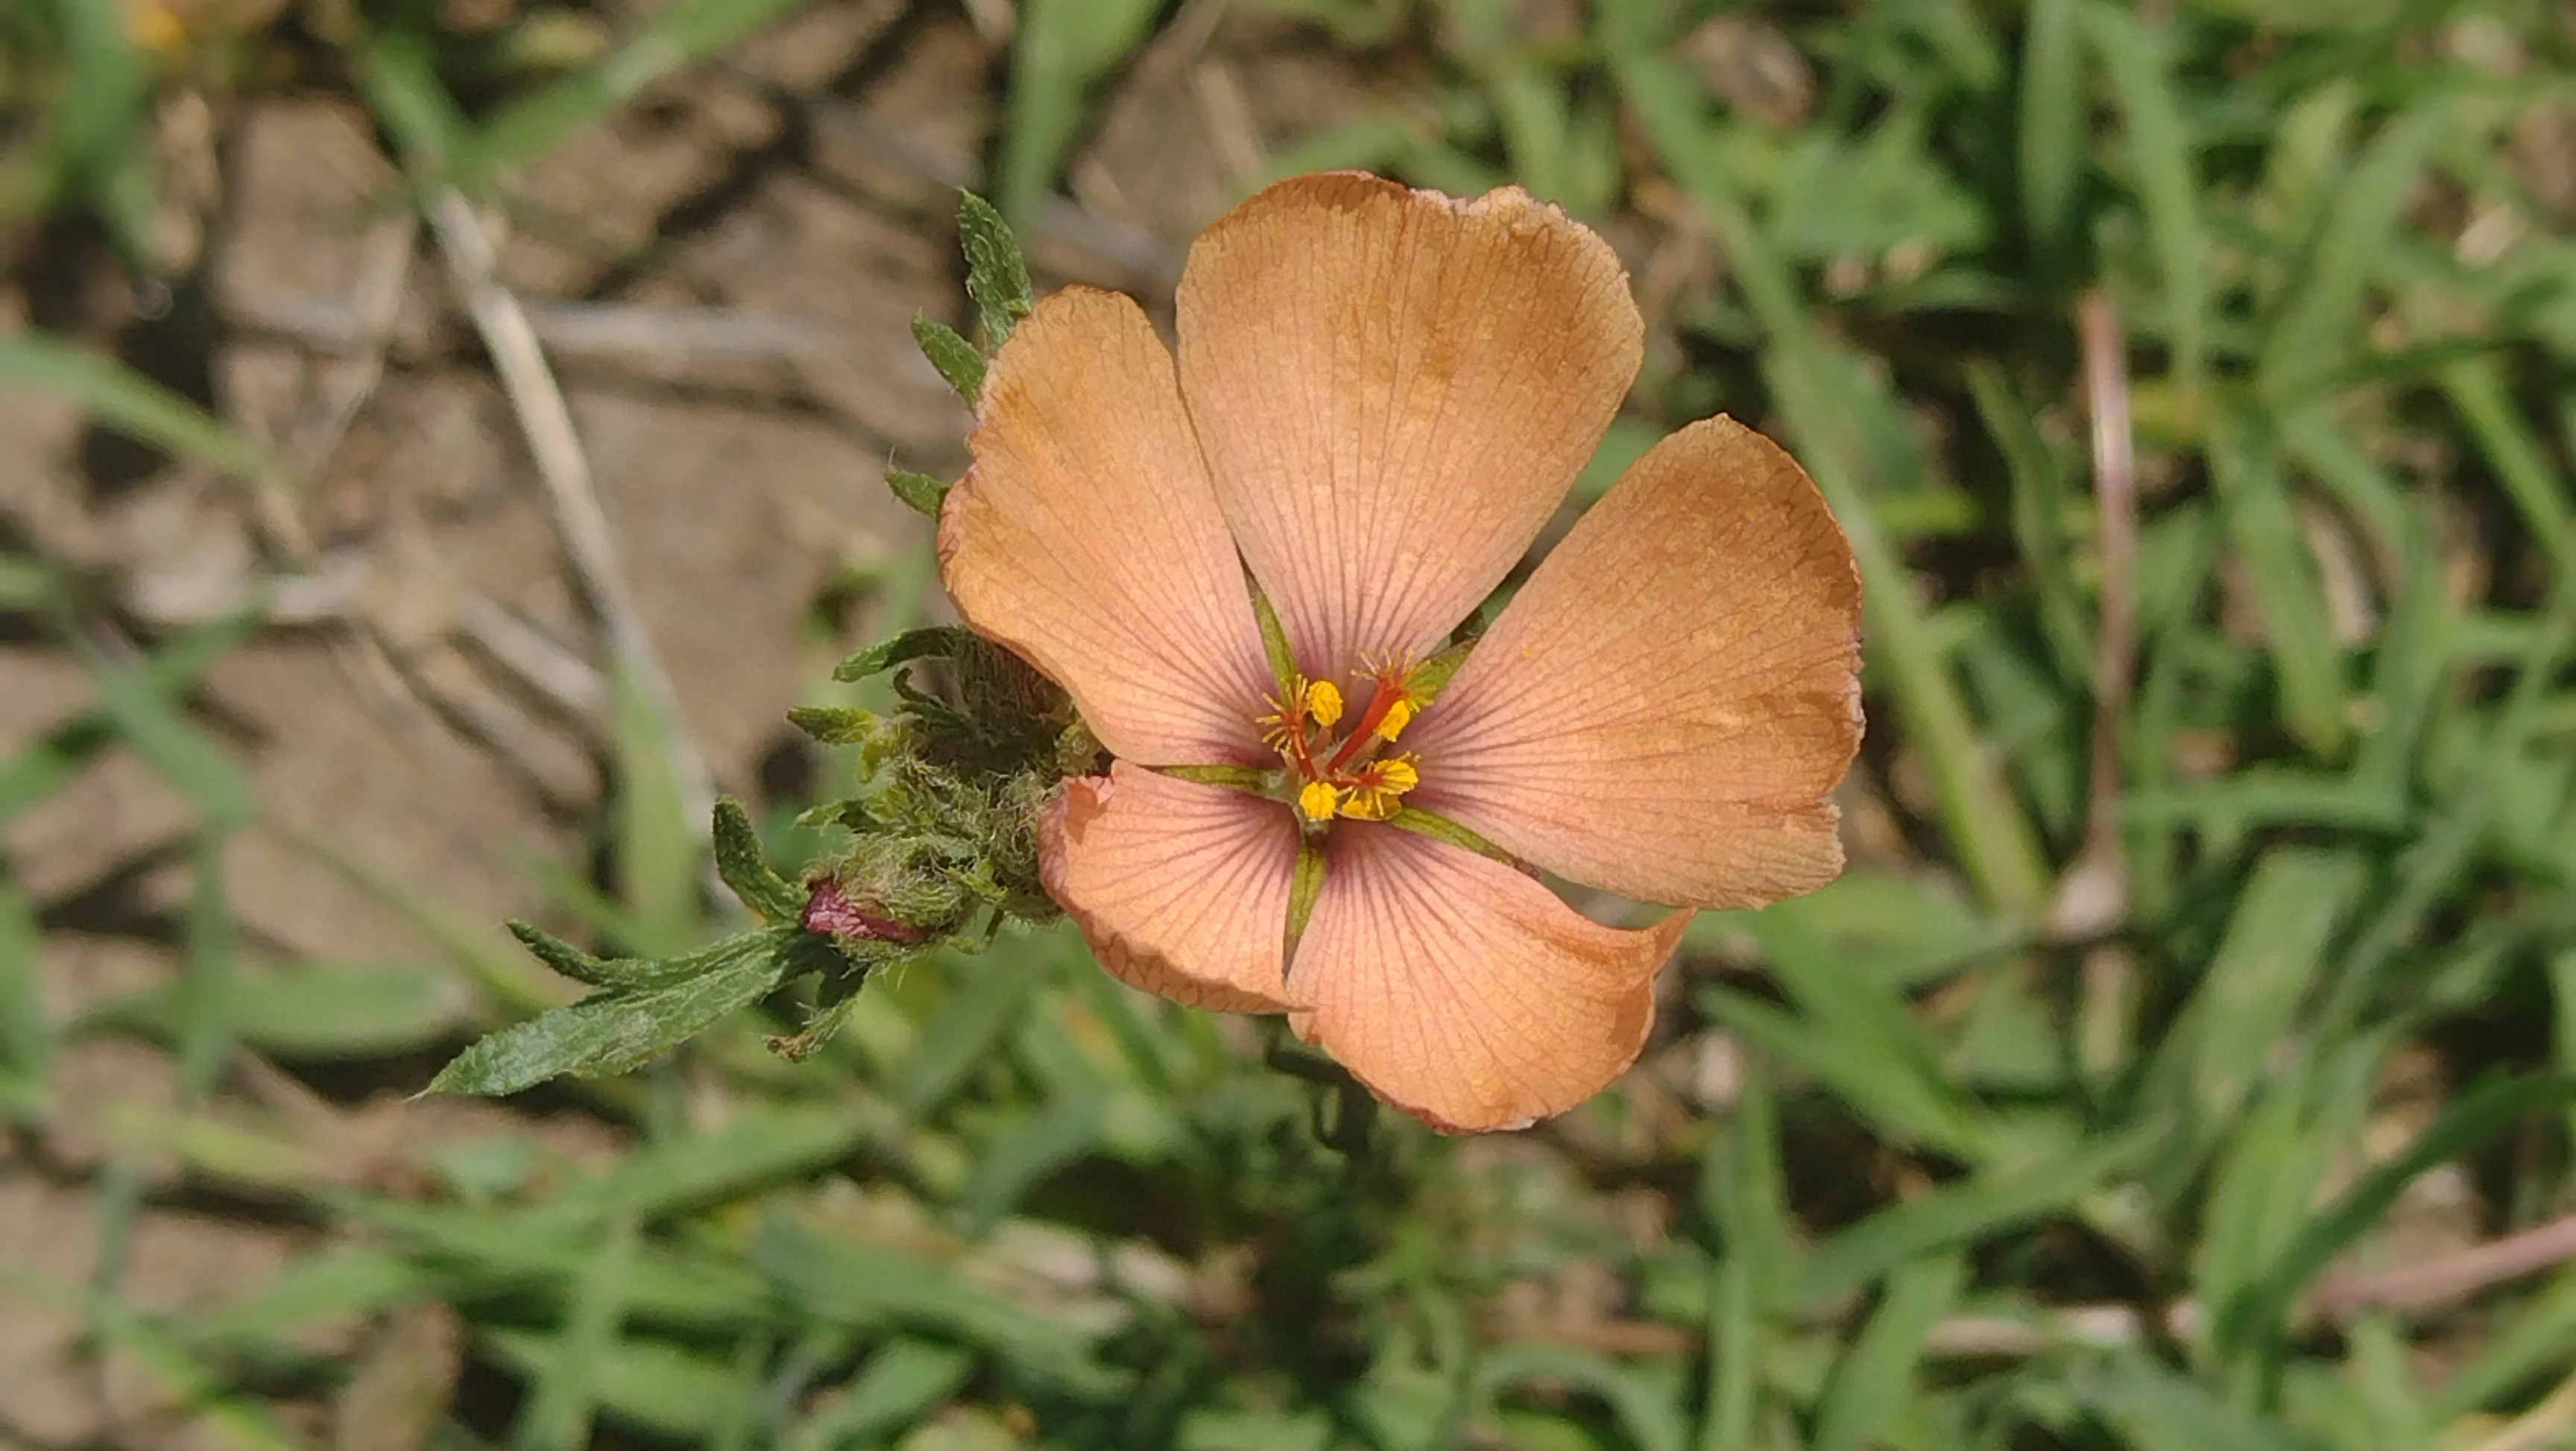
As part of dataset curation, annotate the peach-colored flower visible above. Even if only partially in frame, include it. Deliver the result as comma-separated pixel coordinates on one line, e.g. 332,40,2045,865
939,173,1863,1132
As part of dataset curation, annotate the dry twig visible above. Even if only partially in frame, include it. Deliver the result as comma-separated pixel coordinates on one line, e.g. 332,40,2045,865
424,188,718,835
2313,1208,2576,1319
2057,293,2143,1081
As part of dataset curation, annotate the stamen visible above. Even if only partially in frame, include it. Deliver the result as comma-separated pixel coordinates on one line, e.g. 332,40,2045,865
1324,660,1423,773
1260,676,1315,759
1375,696,1417,742
1304,679,1345,729
1337,755,1419,821
1298,780,1342,823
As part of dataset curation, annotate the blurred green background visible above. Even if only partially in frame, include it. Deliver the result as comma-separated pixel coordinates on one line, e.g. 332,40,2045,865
4,0,2575,1447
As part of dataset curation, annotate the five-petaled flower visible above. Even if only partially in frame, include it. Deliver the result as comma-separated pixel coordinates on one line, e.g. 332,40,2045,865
939,173,1863,1132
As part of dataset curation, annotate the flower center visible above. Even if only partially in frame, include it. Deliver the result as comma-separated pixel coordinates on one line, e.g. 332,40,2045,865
1259,654,1430,826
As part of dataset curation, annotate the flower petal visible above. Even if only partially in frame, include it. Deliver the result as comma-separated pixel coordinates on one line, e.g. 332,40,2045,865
1406,416,1863,909
1288,825,1682,1133
941,286,1275,765
1176,173,1643,677
1040,764,1299,1014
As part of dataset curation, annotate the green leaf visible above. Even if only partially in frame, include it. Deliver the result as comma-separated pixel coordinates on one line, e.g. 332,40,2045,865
831,626,978,685
188,1247,429,1345
2074,1352,2329,1451
958,191,1034,348
2430,1260,2576,1421
335,1198,769,1327
912,315,986,406
887,467,951,518
786,704,880,745
426,928,809,1096
1702,986,1990,1163
1696,1255,1761,1451
712,797,802,925
509,920,695,991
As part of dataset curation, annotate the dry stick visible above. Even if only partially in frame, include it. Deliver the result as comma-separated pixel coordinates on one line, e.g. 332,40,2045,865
424,189,719,837
2059,292,2144,1081
2076,294,2140,879
2311,1208,2576,1319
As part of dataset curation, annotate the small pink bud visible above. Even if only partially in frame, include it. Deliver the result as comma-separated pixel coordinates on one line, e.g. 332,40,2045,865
801,877,926,945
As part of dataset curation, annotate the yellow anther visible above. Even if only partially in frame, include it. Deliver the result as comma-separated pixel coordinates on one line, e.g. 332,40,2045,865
1376,696,1418,742
1304,678,1345,729
1341,789,1395,820
1338,756,1419,821
1297,780,1342,823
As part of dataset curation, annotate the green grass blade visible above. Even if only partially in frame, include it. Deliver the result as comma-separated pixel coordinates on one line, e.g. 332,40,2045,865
2206,406,2350,754
2017,0,2085,270
0,608,260,824
784,1338,976,1451
2144,847,2367,1142
452,0,812,187
0,334,298,499
1808,1253,1964,1451
1790,1125,2159,1310
2081,1,2206,410
2257,103,2447,407
609,666,703,958
2214,1073,2576,1363
510,1201,640,1451
1694,1254,1761,1451
996,0,1164,226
